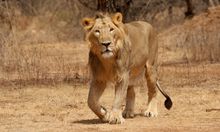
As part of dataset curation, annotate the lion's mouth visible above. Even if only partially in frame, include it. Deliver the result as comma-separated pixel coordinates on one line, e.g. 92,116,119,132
101,49,114,58
101,49,112,54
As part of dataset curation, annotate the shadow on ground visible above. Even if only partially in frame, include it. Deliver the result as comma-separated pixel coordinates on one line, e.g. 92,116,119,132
73,118,105,125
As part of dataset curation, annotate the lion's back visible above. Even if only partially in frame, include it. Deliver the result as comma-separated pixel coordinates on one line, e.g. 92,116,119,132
125,21,152,31
124,21,158,79
125,21,153,40
125,21,153,53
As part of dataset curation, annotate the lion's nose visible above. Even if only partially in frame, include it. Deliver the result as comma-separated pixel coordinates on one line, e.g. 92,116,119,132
101,41,111,47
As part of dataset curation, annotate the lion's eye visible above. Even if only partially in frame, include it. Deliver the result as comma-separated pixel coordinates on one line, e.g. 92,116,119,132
110,28,114,32
94,30,100,36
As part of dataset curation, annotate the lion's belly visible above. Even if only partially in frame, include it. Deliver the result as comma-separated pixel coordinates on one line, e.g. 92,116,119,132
129,66,145,86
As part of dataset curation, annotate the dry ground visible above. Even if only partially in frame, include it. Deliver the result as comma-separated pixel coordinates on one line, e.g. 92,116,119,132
0,64,219,132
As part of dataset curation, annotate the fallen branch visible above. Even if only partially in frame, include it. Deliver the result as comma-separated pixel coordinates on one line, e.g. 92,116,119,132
206,108,220,112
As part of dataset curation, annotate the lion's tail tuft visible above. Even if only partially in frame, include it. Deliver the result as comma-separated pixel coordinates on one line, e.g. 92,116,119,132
156,81,173,110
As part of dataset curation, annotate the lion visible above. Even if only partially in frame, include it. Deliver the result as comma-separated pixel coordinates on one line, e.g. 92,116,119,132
81,12,172,124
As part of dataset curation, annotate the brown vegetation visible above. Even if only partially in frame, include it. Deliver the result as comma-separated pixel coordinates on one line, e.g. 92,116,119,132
159,6,220,63
0,1,220,86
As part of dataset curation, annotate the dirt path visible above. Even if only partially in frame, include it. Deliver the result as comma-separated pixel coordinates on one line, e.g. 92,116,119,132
0,64,220,132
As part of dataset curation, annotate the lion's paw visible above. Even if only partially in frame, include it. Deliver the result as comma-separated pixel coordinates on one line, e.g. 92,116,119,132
122,109,134,118
103,109,125,124
144,108,158,117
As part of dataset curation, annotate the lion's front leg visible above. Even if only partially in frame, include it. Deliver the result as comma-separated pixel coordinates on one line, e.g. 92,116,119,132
104,72,129,124
88,81,107,120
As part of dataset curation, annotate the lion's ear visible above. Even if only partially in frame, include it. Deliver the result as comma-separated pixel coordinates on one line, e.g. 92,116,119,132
112,12,123,25
81,18,95,30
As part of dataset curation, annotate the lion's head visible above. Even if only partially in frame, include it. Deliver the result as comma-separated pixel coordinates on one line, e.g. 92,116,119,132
82,13,125,58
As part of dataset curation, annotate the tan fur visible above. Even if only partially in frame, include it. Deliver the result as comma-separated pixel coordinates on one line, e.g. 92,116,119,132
82,12,159,124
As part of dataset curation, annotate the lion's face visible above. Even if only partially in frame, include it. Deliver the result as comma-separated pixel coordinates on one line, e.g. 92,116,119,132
82,13,124,58
89,19,118,58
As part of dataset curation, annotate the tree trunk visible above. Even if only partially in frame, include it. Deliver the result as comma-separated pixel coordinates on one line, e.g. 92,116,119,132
97,0,115,12
185,0,194,18
97,0,132,22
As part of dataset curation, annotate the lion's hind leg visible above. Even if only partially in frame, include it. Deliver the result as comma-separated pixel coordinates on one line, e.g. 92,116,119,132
123,85,135,118
144,63,158,117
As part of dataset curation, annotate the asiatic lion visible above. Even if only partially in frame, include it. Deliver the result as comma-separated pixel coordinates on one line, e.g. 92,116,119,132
81,12,172,124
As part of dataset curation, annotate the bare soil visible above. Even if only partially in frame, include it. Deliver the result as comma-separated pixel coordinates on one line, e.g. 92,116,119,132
0,64,219,132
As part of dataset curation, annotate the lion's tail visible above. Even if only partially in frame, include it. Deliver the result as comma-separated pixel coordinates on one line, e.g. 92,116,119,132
156,81,173,110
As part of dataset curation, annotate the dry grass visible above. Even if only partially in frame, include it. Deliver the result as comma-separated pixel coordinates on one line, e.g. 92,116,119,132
0,1,89,86
0,4,220,86
0,41,89,86
158,6,220,64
